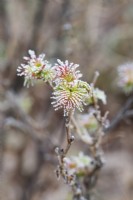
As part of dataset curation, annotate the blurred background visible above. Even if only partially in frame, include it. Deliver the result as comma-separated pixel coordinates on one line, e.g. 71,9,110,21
1,0,133,200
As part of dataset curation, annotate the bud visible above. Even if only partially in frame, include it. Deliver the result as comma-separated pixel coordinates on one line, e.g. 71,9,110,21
69,135,75,143
118,62,133,93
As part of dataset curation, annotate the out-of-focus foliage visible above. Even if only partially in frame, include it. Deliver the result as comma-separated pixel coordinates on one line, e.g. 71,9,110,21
118,62,133,93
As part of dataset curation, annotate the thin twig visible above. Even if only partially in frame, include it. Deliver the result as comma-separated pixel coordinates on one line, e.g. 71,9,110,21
91,71,100,87
64,113,74,154
105,95,133,133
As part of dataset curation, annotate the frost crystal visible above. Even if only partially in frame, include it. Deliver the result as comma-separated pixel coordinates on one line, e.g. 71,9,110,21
51,59,91,115
51,81,91,116
53,59,82,84
17,50,97,116
17,50,54,87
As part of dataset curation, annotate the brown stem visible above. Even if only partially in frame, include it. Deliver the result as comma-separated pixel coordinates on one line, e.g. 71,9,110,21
64,113,73,154
55,111,74,180
91,71,99,87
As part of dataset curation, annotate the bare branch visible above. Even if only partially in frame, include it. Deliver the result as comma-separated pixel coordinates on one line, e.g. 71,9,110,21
105,95,133,133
